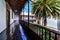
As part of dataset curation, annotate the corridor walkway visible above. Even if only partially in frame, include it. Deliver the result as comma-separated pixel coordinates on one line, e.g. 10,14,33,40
0,20,28,40
0,20,41,40
12,20,29,40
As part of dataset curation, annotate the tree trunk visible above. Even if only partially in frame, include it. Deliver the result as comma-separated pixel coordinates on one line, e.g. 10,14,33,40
44,17,47,26
37,19,40,24
43,7,47,26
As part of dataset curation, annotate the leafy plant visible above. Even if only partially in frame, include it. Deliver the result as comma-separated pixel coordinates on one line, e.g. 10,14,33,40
32,0,60,26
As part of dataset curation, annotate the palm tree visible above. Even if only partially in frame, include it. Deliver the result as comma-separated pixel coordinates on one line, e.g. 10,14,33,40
32,0,60,26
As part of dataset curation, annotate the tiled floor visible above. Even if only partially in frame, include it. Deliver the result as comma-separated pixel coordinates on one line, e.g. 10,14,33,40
0,30,7,40
0,26,27,40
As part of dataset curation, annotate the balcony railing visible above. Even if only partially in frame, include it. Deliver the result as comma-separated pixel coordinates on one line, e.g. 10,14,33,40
29,23,60,40
20,20,60,40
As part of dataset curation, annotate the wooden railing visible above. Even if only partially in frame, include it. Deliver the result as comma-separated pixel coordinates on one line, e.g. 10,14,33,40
29,23,60,40
10,20,60,40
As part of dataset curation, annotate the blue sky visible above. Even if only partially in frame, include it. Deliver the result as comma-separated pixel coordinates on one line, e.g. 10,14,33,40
24,1,32,13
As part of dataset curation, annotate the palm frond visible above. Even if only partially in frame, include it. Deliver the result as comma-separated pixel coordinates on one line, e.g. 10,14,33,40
32,0,60,20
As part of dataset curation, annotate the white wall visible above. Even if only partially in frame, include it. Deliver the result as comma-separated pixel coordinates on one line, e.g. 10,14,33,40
47,18,57,28
0,0,6,33
57,19,60,29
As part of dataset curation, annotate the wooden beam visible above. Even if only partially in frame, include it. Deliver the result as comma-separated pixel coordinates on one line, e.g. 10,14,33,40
6,2,11,40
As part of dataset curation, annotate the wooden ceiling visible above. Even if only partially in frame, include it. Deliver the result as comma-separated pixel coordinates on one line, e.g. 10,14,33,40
6,0,28,14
